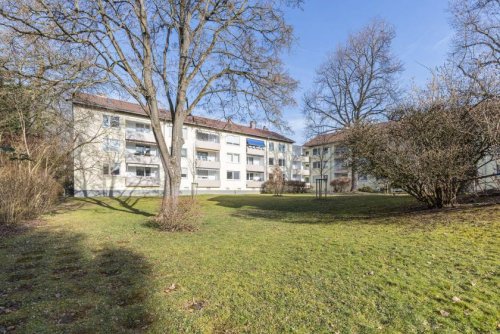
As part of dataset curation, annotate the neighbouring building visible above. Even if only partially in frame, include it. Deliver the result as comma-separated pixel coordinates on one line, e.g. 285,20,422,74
72,94,295,196
302,131,380,191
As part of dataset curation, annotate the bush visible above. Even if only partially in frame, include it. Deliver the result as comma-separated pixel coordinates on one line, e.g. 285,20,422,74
330,178,351,192
0,165,62,224
358,186,375,193
261,180,308,194
152,197,201,232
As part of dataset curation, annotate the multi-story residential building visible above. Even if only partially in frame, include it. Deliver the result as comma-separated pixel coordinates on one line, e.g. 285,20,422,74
303,131,379,191
290,145,310,185
72,94,295,196
303,130,500,192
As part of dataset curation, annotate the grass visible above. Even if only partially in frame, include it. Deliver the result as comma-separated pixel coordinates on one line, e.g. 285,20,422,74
0,194,499,333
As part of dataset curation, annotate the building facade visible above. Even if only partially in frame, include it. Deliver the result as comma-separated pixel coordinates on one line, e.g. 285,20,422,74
303,132,380,191
73,94,295,196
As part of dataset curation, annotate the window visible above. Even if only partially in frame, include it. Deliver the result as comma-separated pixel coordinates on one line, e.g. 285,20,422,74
269,142,275,151
103,115,120,128
135,144,151,156
103,164,109,175
196,151,218,161
196,130,219,143
304,177,310,183
102,138,121,152
268,158,274,165
278,159,285,167
323,147,329,154
304,150,310,156
278,143,286,153
226,135,240,145
136,166,152,177
312,148,320,156
334,158,346,168
247,172,264,181
196,168,219,180
103,163,120,175
135,123,150,133
247,156,261,165
227,171,240,180
197,151,208,161
313,161,327,169
358,174,368,181
181,168,188,178
227,153,240,163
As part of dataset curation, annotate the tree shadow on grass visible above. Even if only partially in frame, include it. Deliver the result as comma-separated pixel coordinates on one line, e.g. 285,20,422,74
208,194,498,228
75,197,155,217
0,226,155,333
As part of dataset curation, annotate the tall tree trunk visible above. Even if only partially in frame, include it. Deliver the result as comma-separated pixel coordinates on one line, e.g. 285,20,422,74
350,152,358,192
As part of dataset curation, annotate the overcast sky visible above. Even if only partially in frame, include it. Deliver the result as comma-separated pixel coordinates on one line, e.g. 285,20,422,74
282,0,453,144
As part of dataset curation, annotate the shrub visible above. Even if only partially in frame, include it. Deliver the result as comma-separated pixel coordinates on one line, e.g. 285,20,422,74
152,197,201,232
261,180,308,194
285,180,308,193
330,178,351,192
0,165,62,224
358,186,375,193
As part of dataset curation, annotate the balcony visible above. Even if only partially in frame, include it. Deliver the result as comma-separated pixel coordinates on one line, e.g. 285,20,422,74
301,156,310,162
125,153,161,165
125,177,160,187
125,130,156,143
195,179,221,188
195,140,220,151
246,164,265,172
246,180,263,188
246,147,265,156
302,169,310,176
196,160,221,169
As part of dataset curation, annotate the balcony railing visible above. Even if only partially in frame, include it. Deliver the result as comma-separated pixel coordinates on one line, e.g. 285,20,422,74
195,140,221,151
300,156,310,162
246,180,263,188
195,179,221,188
196,160,221,169
125,130,156,143
246,147,265,156
246,164,265,172
302,169,310,176
125,153,161,165
125,177,161,187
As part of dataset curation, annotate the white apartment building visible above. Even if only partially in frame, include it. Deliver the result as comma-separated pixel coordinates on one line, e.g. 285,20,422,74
303,131,500,192
72,94,295,196
303,132,379,191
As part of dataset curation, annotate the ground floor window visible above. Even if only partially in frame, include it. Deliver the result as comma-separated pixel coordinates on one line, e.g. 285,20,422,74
247,172,264,181
227,171,240,180
126,165,159,178
196,168,219,180
103,163,120,176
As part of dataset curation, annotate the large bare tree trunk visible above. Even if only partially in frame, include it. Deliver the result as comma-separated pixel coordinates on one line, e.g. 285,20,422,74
350,164,358,192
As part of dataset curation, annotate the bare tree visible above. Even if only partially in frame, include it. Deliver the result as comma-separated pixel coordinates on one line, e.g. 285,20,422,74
303,19,402,191
450,0,499,97
0,0,298,220
449,0,500,160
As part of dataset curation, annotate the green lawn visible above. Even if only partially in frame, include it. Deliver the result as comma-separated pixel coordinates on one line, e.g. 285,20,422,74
0,194,499,333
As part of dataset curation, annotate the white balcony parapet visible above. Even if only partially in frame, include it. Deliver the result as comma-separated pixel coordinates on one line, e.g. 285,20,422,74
125,130,156,143
195,140,221,151
196,160,221,169
195,179,221,188
125,154,161,165
246,180,264,188
246,164,265,172
125,177,160,187
246,147,265,156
